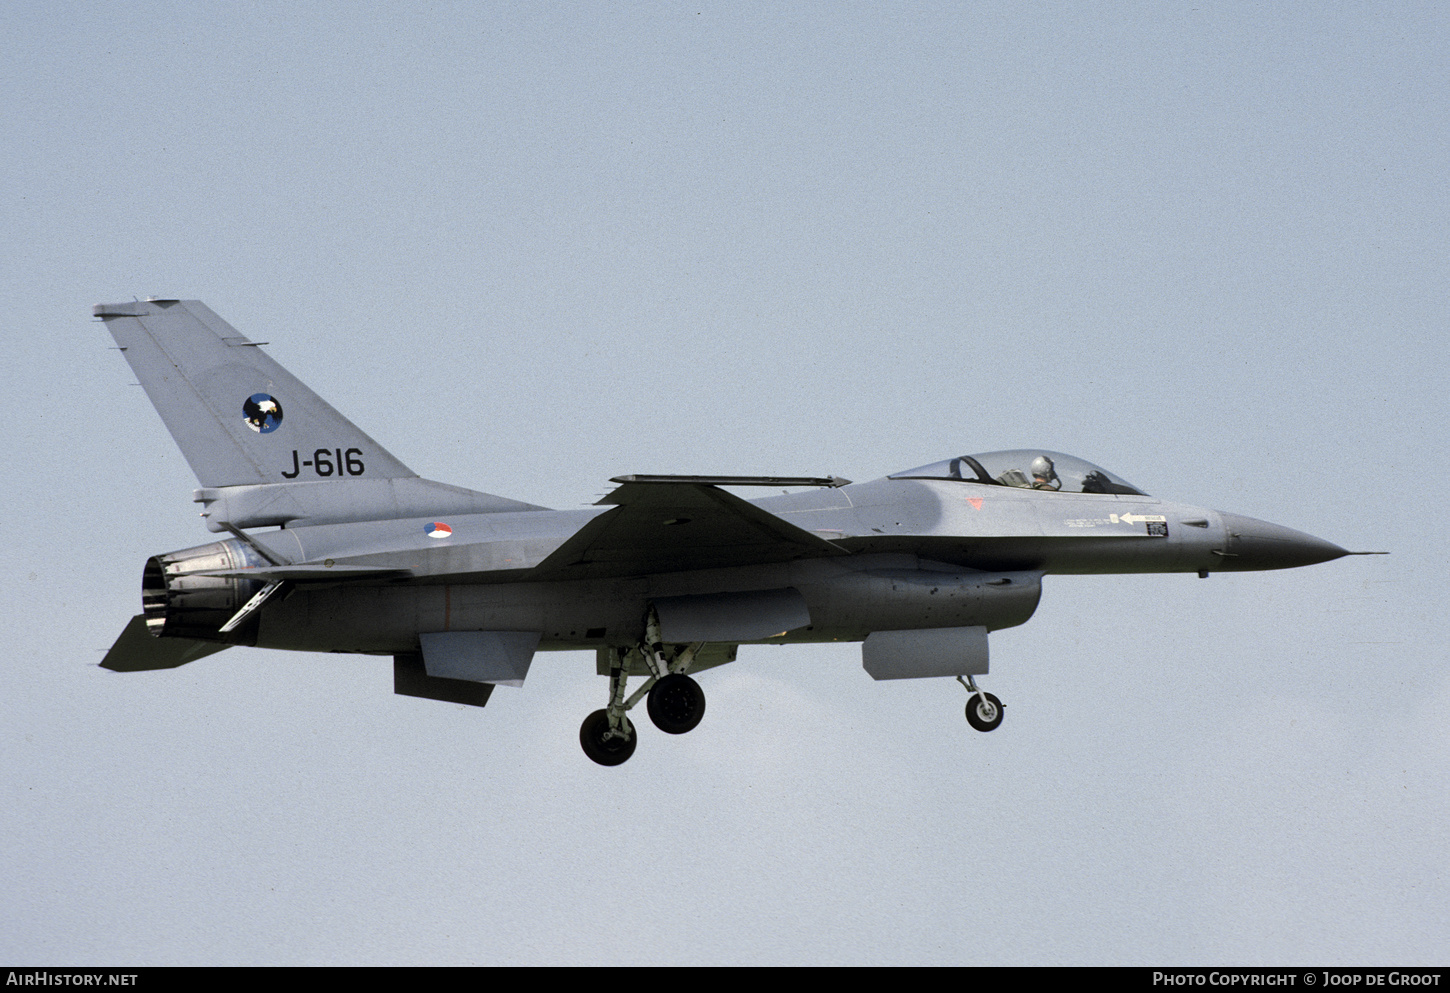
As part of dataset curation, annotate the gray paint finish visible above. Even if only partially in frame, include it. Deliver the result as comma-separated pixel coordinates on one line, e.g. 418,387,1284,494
419,630,541,687
862,626,989,680
653,588,811,642
97,300,1356,763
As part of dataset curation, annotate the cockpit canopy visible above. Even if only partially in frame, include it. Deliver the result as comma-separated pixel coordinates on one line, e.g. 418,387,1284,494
889,450,1147,496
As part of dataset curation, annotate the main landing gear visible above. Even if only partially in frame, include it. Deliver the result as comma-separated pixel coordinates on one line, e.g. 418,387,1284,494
957,675,1004,732
580,609,709,766
647,672,707,735
579,708,637,766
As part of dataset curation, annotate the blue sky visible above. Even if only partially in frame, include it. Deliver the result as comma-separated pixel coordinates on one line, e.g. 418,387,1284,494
2,1,1445,964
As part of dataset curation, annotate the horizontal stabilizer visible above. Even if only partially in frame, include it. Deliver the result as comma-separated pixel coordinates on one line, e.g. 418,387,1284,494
531,481,846,580
101,614,230,671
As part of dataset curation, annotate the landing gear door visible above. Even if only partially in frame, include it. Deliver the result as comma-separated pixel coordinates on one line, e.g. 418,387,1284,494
595,643,739,676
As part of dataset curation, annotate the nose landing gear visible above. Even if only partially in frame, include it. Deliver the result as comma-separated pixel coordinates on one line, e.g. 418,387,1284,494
958,675,1004,732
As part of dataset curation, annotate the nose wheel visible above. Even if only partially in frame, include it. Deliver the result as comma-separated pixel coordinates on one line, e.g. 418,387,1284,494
965,692,1004,732
958,675,1004,732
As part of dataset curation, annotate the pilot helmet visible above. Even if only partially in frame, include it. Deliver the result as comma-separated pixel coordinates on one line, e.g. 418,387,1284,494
1029,455,1059,486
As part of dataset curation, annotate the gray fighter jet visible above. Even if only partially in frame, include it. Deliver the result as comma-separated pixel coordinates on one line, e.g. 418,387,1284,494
98,300,1361,765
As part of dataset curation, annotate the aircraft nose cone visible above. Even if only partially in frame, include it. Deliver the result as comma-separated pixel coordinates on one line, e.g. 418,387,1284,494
1217,513,1350,571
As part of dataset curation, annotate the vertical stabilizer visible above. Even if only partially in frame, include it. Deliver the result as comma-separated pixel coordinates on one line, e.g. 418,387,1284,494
97,300,415,488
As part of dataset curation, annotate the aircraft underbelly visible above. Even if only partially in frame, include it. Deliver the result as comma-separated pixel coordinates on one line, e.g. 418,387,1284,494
794,566,1042,638
252,556,1044,653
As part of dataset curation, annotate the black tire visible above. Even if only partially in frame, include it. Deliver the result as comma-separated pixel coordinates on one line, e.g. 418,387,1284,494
579,709,637,766
965,692,1004,732
647,673,707,734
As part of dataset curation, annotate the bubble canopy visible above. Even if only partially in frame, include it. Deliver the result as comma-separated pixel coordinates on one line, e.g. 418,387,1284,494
889,450,1147,496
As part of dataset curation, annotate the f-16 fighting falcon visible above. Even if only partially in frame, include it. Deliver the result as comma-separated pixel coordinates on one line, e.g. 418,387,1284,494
97,299,1364,765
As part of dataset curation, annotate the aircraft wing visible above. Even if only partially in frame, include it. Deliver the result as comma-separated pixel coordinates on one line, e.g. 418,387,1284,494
530,480,847,580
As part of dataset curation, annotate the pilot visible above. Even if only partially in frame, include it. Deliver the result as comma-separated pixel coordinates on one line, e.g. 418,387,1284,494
1029,455,1062,491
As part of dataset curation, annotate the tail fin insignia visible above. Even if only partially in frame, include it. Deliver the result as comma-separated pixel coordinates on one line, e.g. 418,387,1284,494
243,394,284,433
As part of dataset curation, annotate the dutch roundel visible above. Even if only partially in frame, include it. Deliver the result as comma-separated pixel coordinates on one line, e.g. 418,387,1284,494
425,522,452,539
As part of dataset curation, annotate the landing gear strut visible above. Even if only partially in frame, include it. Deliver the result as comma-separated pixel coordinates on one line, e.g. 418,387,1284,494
579,608,709,766
958,674,1004,732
